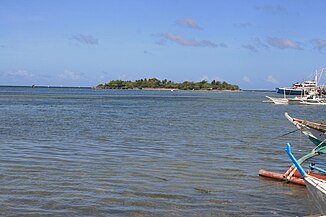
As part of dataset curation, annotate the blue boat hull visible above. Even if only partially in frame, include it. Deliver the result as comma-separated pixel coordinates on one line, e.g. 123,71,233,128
276,88,303,95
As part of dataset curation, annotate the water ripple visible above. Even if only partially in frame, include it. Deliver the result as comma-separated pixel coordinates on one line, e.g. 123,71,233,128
0,88,322,216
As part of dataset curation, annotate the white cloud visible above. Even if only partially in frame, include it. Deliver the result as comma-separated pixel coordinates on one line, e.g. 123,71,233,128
243,38,270,53
267,37,302,50
176,19,202,29
8,69,34,77
58,70,81,80
155,32,226,48
266,75,279,84
242,76,251,83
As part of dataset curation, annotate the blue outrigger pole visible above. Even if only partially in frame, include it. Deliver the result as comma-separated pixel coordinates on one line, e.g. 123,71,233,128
310,164,326,174
285,143,307,177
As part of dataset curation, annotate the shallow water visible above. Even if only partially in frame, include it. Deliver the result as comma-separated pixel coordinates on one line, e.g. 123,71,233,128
0,87,325,216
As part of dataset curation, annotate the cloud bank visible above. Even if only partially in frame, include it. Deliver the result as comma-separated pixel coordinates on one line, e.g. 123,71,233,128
267,37,302,50
242,38,269,53
156,33,226,48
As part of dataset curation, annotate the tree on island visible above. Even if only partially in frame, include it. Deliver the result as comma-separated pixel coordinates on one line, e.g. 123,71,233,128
96,78,239,91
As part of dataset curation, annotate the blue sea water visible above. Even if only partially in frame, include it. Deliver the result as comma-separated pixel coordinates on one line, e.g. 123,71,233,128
0,87,325,216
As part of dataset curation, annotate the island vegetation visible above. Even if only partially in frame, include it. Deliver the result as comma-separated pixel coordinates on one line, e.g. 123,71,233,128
96,78,240,91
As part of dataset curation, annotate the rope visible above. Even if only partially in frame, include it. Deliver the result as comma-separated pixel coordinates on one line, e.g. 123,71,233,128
275,128,301,138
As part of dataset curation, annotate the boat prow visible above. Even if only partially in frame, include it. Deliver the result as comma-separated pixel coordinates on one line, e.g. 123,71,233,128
285,112,326,146
284,112,294,124
265,96,288,105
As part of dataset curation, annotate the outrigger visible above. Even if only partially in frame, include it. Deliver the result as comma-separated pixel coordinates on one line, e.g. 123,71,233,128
259,113,326,185
259,141,326,185
286,143,326,213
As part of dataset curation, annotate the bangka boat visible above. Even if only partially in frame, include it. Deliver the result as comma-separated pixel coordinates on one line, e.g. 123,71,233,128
265,95,304,105
259,113,326,185
300,95,326,105
267,87,326,105
286,143,326,214
285,112,326,146
265,96,289,105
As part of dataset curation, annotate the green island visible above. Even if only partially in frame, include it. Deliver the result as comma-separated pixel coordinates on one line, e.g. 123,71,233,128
96,78,240,91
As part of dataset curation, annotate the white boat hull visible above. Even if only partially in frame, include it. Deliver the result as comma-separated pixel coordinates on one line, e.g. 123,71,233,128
300,101,326,105
305,175,326,214
266,96,306,105
265,96,288,105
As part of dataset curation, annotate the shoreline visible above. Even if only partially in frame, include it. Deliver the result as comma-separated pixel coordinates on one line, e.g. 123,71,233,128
0,86,273,92
98,87,243,92
142,88,242,92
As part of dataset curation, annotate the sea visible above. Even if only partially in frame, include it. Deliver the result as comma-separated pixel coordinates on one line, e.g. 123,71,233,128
0,86,325,216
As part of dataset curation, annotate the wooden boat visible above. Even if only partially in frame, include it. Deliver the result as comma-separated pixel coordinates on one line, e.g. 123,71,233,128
266,88,326,105
298,90,326,105
259,113,326,186
265,96,289,105
259,116,326,185
301,101,326,105
259,169,326,185
300,97,326,105
285,112,326,146
265,96,305,105
286,143,326,214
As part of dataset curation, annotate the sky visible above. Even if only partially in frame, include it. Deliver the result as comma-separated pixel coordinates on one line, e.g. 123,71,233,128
2,0,326,89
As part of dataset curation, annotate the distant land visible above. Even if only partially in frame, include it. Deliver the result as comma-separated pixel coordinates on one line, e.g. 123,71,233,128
96,78,240,91
0,85,92,89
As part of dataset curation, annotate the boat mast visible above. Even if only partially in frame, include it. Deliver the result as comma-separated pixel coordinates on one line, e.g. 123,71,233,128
317,68,324,86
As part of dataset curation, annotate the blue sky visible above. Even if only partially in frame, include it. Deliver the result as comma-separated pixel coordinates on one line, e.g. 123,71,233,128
1,0,326,89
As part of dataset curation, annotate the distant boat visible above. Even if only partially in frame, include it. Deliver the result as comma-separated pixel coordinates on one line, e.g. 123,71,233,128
275,80,315,95
300,101,326,105
265,96,289,105
286,143,326,214
276,87,304,95
265,92,315,105
276,68,324,95
267,82,326,105
299,90,326,105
